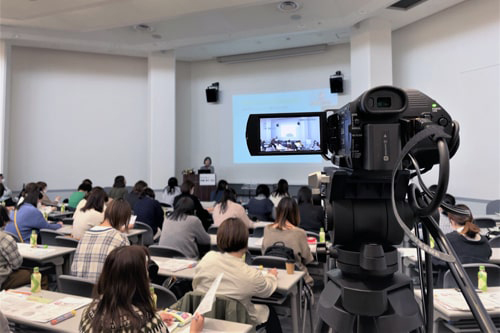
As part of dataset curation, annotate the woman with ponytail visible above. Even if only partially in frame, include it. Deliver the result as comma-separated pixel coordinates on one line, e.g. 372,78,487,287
446,204,492,264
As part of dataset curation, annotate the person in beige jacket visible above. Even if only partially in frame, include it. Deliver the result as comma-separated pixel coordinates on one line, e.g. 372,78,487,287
192,218,283,332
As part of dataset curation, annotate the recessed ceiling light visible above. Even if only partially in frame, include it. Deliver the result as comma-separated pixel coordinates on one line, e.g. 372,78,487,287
290,14,302,20
152,34,162,39
133,24,154,33
278,1,300,13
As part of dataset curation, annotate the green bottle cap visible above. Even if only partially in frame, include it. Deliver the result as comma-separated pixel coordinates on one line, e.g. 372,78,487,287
480,265,485,270
150,286,154,293
32,230,37,234
320,227,324,232
34,267,39,273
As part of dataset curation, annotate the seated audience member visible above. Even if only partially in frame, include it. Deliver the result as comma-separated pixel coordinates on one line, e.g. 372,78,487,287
0,174,15,207
200,156,214,173
262,197,314,286
72,187,108,240
173,180,211,230
159,197,210,258
0,206,49,290
446,204,492,264
270,179,289,207
108,175,128,200
133,187,164,235
71,199,131,282
68,181,92,209
79,245,204,333
212,188,253,228
37,181,61,206
5,183,63,243
429,185,456,234
297,186,324,233
125,180,148,209
193,218,282,332
210,179,228,203
246,184,274,221
160,177,181,207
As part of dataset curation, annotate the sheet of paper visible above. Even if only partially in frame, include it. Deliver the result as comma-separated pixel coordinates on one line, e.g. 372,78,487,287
195,273,224,315
156,258,198,272
435,290,500,311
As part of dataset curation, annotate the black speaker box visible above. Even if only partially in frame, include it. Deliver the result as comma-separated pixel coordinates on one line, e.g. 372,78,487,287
330,77,344,93
206,88,218,103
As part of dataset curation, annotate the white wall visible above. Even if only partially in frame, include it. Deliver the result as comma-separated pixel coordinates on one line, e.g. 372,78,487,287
176,44,351,185
393,0,500,201
7,47,149,190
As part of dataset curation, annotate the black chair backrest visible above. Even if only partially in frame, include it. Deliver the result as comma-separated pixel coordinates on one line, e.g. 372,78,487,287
134,221,154,246
306,231,320,241
55,236,79,248
40,229,64,246
489,235,500,248
474,218,496,229
486,200,500,215
149,245,187,258
207,226,218,235
443,263,500,288
252,255,288,270
62,217,74,225
152,283,177,309
251,227,264,238
57,274,95,298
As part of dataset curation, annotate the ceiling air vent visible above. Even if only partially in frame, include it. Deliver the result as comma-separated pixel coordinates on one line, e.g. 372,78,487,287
388,0,428,10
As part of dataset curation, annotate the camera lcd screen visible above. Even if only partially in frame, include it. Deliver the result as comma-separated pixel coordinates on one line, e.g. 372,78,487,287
246,112,326,156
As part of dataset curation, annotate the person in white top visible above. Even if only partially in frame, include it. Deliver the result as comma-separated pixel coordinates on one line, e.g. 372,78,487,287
160,177,181,207
270,179,289,207
212,188,253,228
72,187,108,240
193,218,282,332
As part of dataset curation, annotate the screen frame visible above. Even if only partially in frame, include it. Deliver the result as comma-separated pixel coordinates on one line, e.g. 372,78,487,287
246,111,327,156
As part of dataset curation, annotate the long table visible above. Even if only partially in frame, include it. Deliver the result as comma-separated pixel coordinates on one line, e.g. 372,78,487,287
58,225,147,245
153,256,305,333
414,287,500,332
399,247,500,266
18,243,76,277
3,287,253,333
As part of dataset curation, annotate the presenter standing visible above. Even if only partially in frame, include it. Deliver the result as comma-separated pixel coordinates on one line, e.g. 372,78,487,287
200,156,215,173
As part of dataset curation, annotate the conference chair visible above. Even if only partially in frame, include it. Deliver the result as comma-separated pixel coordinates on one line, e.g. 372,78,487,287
40,229,64,246
474,217,499,238
251,227,264,238
152,283,177,309
207,225,218,235
486,200,500,215
252,255,288,270
489,235,500,248
54,236,79,248
306,231,320,241
57,275,95,298
443,263,500,288
134,221,154,246
149,245,187,258
62,217,74,225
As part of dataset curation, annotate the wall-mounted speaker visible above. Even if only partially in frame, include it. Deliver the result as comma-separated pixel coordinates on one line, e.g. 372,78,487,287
206,82,219,103
330,71,344,93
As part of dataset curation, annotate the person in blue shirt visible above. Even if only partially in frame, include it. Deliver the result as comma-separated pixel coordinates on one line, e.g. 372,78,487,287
5,182,62,243
133,187,164,235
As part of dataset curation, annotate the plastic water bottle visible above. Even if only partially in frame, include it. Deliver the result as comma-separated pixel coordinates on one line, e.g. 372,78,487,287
150,286,157,308
30,230,38,248
478,265,488,292
319,227,326,243
60,204,65,213
31,267,41,293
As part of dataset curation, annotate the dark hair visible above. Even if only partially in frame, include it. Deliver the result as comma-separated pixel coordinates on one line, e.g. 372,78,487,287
104,199,131,231
36,181,47,191
216,180,228,192
81,187,108,213
170,197,195,221
18,182,42,208
78,182,92,192
91,245,154,332
166,177,178,194
448,204,479,238
297,186,312,205
273,179,289,196
0,183,4,197
274,197,300,230
113,175,126,188
204,156,212,165
132,181,148,194
217,218,248,253
140,187,155,199
218,188,237,214
255,184,270,198
0,206,10,227
181,180,195,194
82,179,93,187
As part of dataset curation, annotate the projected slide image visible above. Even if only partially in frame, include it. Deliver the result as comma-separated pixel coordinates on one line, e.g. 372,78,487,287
260,117,321,152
